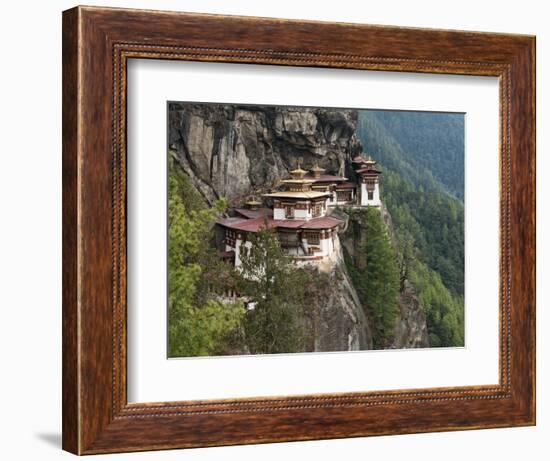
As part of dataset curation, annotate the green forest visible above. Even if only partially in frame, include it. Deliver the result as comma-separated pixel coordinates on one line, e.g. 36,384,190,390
357,110,465,347
344,208,400,348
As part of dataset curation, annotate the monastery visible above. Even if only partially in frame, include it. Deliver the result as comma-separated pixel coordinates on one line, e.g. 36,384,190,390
216,154,382,268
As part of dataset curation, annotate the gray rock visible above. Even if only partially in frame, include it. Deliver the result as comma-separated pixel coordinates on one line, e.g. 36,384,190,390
169,103,362,205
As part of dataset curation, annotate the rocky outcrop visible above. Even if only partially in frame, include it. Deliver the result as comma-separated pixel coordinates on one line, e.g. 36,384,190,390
308,246,373,352
169,103,362,205
380,204,430,349
392,280,430,348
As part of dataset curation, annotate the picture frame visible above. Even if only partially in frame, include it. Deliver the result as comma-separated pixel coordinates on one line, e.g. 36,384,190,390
62,5,535,455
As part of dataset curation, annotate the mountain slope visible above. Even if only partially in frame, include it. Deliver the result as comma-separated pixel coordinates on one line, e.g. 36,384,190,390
356,109,465,347
358,110,464,200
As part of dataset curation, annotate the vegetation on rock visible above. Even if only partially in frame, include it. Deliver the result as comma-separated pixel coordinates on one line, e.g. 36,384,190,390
345,208,400,348
167,157,245,357
357,111,465,347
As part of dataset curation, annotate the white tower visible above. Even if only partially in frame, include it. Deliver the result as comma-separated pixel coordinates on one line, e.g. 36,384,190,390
352,155,382,207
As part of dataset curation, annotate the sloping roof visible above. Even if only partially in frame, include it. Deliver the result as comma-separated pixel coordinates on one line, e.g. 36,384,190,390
335,181,356,189
300,216,342,229
234,207,273,220
352,155,368,164
304,173,348,183
217,215,342,233
263,190,330,199
217,216,275,233
356,167,381,175
275,219,307,229
216,217,250,228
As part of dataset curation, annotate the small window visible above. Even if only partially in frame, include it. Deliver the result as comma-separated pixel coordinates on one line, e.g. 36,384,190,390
368,191,374,200
285,205,294,219
312,203,323,217
307,232,320,245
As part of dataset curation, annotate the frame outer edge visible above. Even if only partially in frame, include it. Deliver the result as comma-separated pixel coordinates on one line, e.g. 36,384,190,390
63,6,536,454
62,6,81,455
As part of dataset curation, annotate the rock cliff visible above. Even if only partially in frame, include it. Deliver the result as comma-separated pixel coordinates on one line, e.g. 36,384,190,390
169,103,362,205
380,204,430,348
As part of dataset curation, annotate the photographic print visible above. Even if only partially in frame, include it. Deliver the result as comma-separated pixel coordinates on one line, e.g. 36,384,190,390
167,102,465,358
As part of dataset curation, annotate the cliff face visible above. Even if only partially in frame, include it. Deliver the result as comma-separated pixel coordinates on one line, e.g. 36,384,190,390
169,103,362,205
308,254,373,352
380,204,430,349
392,280,430,348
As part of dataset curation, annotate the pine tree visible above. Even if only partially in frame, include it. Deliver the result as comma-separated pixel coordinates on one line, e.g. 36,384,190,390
346,208,400,348
167,156,245,357
237,227,311,354
363,208,400,347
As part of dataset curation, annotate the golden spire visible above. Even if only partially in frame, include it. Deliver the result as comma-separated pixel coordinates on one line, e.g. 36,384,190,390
365,155,376,166
310,162,325,179
289,157,307,179
245,194,262,210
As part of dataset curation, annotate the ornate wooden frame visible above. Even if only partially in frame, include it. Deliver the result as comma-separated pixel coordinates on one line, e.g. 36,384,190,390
62,5,536,455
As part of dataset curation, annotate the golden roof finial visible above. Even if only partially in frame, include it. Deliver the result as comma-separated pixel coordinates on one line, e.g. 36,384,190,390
310,162,325,179
289,157,307,179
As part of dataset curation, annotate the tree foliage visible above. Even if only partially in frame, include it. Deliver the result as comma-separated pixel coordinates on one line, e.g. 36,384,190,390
358,110,464,200
237,227,312,354
167,155,245,357
356,111,465,347
346,208,400,348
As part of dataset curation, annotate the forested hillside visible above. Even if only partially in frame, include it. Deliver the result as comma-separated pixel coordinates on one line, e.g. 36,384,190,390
357,110,465,347
358,110,464,199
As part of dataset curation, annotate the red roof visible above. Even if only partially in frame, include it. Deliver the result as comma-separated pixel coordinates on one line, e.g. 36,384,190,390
216,217,249,227
234,207,273,219
275,219,307,229
217,215,342,233
356,167,381,175
305,173,348,183
335,182,356,189
352,156,368,164
217,216,274,233
300,216,342,229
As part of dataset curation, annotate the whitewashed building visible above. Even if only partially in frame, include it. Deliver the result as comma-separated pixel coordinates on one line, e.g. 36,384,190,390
352,155,382,207
217,167,342,267
216,155,382,269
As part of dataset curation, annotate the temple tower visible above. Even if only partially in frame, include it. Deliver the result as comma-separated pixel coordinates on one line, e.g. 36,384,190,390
352,155,382,207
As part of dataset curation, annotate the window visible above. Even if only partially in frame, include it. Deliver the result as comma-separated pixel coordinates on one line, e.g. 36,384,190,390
285,205,294,219
307,232,320,245
225,229,236,247
368,190,374,200
312,203,323,217
337,191,351,202
278,231,299,247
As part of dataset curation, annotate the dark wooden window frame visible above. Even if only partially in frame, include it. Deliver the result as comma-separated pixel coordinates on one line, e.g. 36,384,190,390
306,232,321,246
62,6,535,455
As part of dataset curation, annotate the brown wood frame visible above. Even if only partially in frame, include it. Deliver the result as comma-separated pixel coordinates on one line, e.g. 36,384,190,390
62,5,536,455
